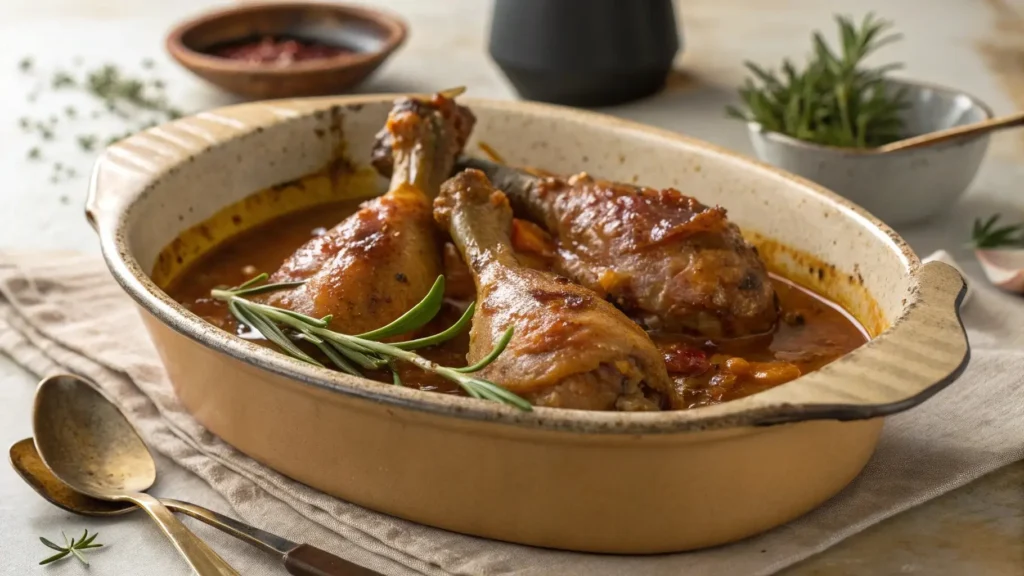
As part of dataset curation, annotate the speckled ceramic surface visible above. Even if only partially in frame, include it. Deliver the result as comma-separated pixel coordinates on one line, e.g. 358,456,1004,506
86,95,969,553
747,79,993,227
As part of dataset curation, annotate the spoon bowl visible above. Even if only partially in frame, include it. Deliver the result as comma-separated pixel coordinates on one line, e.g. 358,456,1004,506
32,374,239,575
9,438,133,516
33,375,156,498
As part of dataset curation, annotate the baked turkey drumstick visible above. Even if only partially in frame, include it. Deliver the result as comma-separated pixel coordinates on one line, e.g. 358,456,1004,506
434,169,677,411
259,91,475,334
458,157,779,339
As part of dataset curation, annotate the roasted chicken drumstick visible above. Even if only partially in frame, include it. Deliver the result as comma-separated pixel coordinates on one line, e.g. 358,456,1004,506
434,169,676,411
261,92,475,334
457,158,779,339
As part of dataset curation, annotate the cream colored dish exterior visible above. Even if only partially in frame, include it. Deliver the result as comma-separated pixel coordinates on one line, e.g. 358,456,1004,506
86,96,969,553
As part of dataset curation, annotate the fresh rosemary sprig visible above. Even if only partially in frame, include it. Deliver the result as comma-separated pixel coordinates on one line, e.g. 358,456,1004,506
211,274,531,411
970,214,1024,249
39,529,103,566
726,13,908,148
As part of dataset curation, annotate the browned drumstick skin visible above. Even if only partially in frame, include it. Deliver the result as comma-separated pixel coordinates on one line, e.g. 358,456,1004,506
259,93,475,335
434,169,677,411
457,157,779,339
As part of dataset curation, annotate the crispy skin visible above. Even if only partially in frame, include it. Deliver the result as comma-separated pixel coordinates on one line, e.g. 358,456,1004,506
261,93,474,334
434,169,676,411
262,186,440,334
461,158,779,339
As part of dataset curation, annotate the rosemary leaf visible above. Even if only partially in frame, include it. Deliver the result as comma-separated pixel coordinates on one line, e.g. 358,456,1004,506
305,335,362,376
227,280,305,298
356,276,446,340
321,337,383,370
211,274,530,410
462,383,483,399
39,551,70,565
39,537,64,552
462,377,532,411
393,302,476,350
454,327,513,373
235,272,269,290
229,301,322,366
264,305,331,328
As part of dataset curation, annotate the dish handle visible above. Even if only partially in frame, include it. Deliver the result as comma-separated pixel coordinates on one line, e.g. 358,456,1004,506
750,260,970,425
85,149,139,234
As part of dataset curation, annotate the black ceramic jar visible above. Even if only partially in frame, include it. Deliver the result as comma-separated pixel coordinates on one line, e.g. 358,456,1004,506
488,0,681,107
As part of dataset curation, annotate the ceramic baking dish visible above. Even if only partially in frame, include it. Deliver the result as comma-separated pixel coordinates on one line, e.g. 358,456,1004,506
85,95,969,554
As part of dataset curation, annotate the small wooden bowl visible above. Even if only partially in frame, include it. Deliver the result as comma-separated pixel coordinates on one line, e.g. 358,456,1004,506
166,2,407,99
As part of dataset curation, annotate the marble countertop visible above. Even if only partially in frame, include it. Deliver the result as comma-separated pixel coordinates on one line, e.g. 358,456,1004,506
1,0,1022,574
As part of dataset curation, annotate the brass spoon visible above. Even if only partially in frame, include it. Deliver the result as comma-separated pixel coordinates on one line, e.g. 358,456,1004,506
876,111,1024,152
32,374,239,576
10,438,380,576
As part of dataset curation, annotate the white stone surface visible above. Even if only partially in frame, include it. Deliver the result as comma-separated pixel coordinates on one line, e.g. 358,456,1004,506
1,0,1023,574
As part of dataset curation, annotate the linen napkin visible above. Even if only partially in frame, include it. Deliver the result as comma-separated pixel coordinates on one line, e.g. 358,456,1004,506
2,249,1024,576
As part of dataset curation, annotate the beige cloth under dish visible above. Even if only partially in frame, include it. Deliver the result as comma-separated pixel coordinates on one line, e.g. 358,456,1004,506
1,249,1023,576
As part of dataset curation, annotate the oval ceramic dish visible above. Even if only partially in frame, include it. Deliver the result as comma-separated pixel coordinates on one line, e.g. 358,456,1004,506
86,96,969,554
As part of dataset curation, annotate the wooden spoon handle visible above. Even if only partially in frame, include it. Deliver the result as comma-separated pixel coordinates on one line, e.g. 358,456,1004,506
131,492,241,576
878,111,1024,152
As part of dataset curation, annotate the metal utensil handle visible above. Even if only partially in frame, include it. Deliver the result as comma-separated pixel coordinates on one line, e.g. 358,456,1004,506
284,544,383,576
163,498,294,556
162,499,381,576
131,492,241,576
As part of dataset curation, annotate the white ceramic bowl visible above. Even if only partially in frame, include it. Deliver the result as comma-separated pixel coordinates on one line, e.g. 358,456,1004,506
746,79,993,227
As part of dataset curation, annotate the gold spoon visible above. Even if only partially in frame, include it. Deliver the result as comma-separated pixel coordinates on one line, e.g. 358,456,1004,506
32,374,239,576
876,111,1024,152
9,438,381,576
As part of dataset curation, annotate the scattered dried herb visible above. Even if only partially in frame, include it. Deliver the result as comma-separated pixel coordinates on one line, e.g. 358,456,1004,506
16,57,189,189
51,71,75,89
77,134,97,152
726,13,908,148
